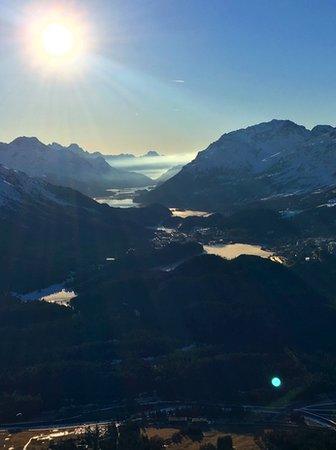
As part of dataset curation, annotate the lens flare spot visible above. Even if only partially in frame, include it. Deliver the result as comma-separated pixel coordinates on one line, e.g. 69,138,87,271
271,377,282,388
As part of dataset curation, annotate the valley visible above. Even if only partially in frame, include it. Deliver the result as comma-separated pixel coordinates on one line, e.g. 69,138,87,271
1,123,336,448
2,0,336,446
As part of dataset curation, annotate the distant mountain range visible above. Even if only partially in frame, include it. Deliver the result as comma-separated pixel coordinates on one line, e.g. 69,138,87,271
138,119,336,212
104,150,161,160
0,137,152,196
103,150,174,176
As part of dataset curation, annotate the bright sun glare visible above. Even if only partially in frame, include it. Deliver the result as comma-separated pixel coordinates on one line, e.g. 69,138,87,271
26,6,90,73
42,23,74,57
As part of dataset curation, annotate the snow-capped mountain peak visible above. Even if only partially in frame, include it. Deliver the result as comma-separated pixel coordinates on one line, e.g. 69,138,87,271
0,137,152,195
139,119,336,212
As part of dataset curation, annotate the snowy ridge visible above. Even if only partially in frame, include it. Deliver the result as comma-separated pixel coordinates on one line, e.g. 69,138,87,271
182,120,336,191
156,165,183,183
143,119,336,210
0,164,73,209
0,137,152,195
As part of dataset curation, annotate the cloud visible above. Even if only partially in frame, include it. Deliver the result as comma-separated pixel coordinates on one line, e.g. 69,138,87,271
106,152,196,171
172,79,185,83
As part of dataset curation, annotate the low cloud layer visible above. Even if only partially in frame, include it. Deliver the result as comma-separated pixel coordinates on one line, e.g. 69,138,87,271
106,152,196,179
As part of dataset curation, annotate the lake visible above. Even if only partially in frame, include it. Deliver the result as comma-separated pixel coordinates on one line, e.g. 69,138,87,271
170,208,211,218
17,284,77,306
95,187,149,208
204,243,276,260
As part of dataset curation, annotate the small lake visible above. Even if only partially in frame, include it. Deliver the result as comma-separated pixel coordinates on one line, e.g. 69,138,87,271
204,243,276,260
17,284,77,306
96,196,139,208
95,186,154,208
170,208,211,218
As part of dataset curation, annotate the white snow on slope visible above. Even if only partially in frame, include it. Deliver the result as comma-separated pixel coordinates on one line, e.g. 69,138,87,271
183,119,336,193
0,164,71,209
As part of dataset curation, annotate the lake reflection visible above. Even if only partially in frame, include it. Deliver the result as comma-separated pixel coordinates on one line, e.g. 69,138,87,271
19,284,77,306
170,208,210,218
204,243,275,260
40,289,76,306
95,186,154,208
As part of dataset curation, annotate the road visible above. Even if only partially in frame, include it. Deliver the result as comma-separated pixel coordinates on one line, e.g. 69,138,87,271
1,399,335,449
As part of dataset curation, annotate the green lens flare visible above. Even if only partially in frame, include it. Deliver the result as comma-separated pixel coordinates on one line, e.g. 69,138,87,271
271,377,282,388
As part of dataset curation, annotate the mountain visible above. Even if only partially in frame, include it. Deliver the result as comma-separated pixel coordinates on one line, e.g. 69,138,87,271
2,251,336,419
156,164,183,183
0,165,169,292
144,150,160,157
104,150,161,161
0,137,152,197
138,120,336,212
104,152,135,161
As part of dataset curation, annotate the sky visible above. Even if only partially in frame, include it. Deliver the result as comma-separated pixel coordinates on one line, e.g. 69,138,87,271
1,0,336,155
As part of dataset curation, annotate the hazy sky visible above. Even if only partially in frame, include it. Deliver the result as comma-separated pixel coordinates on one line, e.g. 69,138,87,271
1,0,336,155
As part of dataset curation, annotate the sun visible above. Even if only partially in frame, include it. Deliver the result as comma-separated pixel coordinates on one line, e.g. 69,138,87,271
24,6,91,74
42,23,74,57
